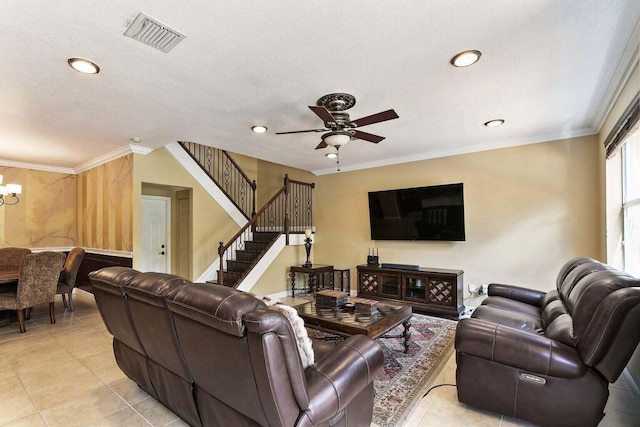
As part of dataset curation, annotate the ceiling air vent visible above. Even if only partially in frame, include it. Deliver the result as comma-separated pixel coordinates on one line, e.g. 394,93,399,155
124,13,185,53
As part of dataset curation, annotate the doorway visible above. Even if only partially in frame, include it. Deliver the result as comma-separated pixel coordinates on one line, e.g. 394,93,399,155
141,195,171,273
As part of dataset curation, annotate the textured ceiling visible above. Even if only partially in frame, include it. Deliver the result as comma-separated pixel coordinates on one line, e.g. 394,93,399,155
1,1,639,175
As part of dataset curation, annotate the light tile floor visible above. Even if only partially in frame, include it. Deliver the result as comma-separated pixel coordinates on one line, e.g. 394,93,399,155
0,291,637,426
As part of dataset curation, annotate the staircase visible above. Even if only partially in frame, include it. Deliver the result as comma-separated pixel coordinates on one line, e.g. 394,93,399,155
176,141,314,289
212,231,280,287
215,174,314,287
179,141,256,219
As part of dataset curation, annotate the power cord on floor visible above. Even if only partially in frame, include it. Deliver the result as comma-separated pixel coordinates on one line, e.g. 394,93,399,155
420,383,456,399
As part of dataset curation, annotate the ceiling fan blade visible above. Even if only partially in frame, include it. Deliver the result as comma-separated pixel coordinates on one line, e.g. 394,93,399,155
351,129,385,143
275,128,326,135
309,105,338,124
350,109,399,128
315,141,328,150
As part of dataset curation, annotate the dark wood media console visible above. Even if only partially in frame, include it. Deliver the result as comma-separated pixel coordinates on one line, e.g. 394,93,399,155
356,264,464,319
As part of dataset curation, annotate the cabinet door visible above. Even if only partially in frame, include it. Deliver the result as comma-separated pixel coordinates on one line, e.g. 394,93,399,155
379,273,401,298
428,275,456,306
358,270,379,296
403,274,427,302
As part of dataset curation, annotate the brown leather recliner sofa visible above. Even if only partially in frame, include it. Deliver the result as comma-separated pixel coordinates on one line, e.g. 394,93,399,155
89,267,384,427
455,257,640,427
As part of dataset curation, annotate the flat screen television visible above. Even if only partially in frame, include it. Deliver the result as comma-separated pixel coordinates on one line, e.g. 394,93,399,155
368,183,465,241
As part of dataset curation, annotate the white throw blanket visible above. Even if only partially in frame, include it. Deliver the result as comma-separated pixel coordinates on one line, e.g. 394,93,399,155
261,297,315,368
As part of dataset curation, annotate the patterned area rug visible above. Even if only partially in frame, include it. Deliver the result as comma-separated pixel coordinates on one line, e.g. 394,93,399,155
371,313,456,426
307,313,457,426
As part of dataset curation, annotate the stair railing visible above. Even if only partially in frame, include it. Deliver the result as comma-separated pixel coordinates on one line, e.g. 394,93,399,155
217,174,314,286
178,141,256,219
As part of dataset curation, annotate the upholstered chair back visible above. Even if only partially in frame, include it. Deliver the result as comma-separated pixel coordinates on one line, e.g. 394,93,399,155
17,252,65,307
60,247,85,288
0,247,31,268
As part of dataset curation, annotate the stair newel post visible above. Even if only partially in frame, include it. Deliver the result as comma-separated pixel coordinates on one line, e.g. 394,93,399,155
218,242,225,285
251,180,257,218
284,174,290,245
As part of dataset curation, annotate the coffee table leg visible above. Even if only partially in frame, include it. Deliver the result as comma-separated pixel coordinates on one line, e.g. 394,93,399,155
402,320,412,353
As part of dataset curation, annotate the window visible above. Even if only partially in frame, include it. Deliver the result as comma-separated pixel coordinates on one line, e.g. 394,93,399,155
622,131,640,276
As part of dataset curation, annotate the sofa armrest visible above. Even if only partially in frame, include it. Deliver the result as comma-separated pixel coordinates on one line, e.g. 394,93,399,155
455,318,586,378
488,283,547,306
302,334,383,425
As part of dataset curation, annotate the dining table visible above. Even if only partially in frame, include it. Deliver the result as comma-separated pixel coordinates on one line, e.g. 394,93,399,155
0,266,19,284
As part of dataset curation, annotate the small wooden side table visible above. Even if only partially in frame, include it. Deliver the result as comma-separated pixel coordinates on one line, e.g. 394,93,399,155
290,264,334,297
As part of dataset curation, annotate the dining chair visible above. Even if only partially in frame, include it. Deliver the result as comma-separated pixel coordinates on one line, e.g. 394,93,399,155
0,247,32,268
0,247,31,293
56,247,85,311
0,251,66,333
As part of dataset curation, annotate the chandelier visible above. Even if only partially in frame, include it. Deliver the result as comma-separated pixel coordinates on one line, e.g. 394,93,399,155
0,175,22,206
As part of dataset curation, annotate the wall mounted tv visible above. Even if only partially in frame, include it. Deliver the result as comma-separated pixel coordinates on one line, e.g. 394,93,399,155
368,183,466,241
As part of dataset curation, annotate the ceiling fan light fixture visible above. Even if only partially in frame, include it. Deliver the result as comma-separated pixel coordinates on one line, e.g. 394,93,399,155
450,50,481,67
68,58,100,74
322,132,351,147
251,125,268,133
484,119,505,127
326,147,338,158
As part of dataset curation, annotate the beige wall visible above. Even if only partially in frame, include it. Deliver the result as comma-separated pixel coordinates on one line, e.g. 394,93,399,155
77,155,133,251
243,135,601,297
0,167,77,248
256,159,317,205
228,151,258,183
133,147,241,280
247,160,317,295
249,244,309,296
312,135,601,295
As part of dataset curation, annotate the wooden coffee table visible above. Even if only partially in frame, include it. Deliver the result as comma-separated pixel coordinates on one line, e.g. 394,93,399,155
297,301,413,352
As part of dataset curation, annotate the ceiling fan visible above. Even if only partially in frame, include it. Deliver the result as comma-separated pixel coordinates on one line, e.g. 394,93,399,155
275,93,399,150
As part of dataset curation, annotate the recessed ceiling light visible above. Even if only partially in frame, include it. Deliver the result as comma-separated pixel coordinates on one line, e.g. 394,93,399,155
251,125,268,133
130,137,142,143
484,119,505,127
450,50,482,67
326,152,338,159
68,58,100,74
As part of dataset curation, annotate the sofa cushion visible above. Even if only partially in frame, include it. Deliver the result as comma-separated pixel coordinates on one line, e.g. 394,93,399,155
481,296,542,319
472,305,543,335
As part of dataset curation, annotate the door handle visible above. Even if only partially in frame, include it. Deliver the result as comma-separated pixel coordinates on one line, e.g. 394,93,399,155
159,252,165,255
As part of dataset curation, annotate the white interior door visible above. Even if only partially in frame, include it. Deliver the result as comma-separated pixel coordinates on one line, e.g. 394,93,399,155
141,195,171,273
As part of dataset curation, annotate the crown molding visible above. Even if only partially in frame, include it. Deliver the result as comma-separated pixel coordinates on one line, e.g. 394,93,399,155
0,144,154,175
74,144,153,173
311,127,597,175
0,159,76,174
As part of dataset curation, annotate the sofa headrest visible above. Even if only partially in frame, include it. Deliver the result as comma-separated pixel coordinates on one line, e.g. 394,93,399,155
555,257,597,290
568,269,638,336
89,267,141,295
126,272,191,307
167,282,267,337
558,260,612,301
